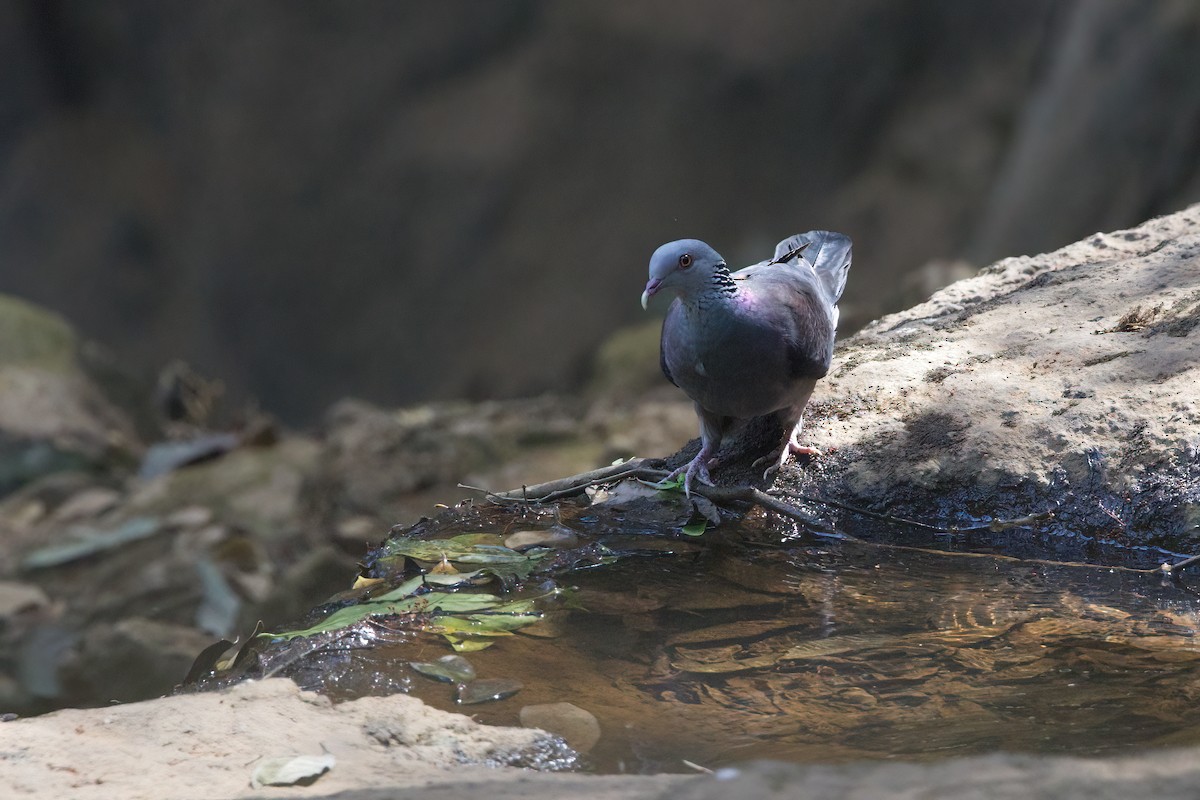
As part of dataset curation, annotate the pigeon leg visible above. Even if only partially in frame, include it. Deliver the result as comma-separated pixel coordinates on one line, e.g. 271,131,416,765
663,446,716,496
753,388,818,479
664,404,726,496
679,443,717,496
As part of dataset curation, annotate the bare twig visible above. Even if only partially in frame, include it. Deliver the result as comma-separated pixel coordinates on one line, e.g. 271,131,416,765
1159,553,1200,575
464,458,664,504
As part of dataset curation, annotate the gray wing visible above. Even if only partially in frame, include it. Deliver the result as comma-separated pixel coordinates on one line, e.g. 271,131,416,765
733,231,854,381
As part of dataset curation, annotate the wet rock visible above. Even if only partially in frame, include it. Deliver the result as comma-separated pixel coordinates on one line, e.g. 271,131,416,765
836,687,879,708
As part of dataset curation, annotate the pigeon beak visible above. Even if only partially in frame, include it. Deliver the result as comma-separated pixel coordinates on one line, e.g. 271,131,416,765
641,278,663,310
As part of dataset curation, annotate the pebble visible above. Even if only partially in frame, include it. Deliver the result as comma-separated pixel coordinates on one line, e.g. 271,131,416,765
519,702,601,753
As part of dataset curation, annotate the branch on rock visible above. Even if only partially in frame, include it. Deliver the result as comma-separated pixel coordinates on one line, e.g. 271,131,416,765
686,483,836,536
460,464,1200,582
460,460,1053,538
464,458,666,504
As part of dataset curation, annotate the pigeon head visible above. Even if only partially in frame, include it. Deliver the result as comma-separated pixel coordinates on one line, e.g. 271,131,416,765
641,239,726,310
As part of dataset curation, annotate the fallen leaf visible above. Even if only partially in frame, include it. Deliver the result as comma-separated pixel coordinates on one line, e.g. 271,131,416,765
250,753,335,788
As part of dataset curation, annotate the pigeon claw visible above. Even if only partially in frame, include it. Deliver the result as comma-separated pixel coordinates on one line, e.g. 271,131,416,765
751,448,786,474
753,437,823,481
756,453,786,482
665,453,716,497
683,458,716,498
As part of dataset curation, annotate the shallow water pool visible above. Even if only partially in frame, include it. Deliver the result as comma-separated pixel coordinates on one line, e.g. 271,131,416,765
235,500,1200,773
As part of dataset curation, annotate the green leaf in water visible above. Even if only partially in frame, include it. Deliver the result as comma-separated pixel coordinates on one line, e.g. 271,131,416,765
261,577,555,651
431,607,542,635
379,533,546,566
448,638,498,653
680,519,709,537
432,596,546,651
472,560,538,588
263,590,502,641
455,545,533,564
370,572,475,602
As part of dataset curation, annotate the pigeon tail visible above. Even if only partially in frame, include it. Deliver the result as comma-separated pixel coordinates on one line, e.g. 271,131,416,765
773,231,852,308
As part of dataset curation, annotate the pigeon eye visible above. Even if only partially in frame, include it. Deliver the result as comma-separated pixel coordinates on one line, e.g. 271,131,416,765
679,254,693,269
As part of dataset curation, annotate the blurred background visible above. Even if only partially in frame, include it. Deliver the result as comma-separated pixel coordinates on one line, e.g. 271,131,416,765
1,0,1199,426
1,0,1200,717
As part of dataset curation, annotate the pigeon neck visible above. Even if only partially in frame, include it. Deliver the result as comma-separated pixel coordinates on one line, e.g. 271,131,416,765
688,264,738,308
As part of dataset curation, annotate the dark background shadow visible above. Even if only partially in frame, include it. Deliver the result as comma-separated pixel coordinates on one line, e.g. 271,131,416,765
1,0,1197,424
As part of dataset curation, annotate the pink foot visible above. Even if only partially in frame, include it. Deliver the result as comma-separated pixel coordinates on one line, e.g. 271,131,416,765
753,429,822,480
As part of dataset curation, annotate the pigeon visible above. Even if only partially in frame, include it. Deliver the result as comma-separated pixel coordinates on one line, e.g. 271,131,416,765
640,231,852,495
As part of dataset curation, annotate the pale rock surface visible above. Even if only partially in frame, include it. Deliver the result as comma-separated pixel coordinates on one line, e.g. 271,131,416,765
781,204,1200,550
5,677,1200,800
0,678,617,800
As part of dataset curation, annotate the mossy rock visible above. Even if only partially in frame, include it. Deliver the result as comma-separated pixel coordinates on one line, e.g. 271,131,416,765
0,295,77,372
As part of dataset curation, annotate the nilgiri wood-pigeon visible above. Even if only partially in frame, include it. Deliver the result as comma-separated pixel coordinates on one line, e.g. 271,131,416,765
641,231,852,495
